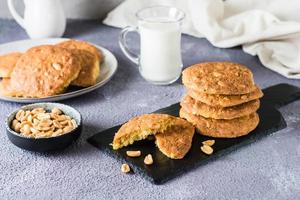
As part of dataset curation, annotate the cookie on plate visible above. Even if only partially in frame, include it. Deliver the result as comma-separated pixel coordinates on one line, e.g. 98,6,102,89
180,95,260,119
0,78,21,97
57,39,102,61
180,108,259,138
0,52,22,78
155,117,195,159
7,45,81,98
182,62,256,95
70,49,100,87
187,85,263,107
112,114,176,150
56,40,101,87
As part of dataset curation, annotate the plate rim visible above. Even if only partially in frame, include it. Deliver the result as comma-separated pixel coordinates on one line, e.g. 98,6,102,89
0,38,118,103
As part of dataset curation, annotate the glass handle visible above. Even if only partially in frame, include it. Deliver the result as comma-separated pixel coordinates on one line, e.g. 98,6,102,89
119,26,139,65
7,0,26,29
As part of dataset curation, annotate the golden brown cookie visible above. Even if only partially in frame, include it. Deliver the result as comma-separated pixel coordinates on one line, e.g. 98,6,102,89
70,49,99,87
187,85,263,107
7,45,81,98
180,108,259,138
182,62,256,95
112,114,176,150
0,78,21,97
155,117,195,159
180,95,260,119
56,39,102,61
56,40,101,87
0,52,22,78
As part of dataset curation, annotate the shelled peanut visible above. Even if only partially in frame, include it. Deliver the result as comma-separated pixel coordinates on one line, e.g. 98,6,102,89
11,107,77,138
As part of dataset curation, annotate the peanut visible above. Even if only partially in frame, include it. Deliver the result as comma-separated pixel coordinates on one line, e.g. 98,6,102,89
53,120,63,129
37,113,51,121
12,119,19,129
31,107,45,114
144,154,153,165
53,129,63,136
202,140,215,146
126,150,141,157
201,145,214,155
51,107,62,115
15,109,25,121
30,127,39,135
121,164,130,173
71,119,77,128
52,63,62,70
241,95,248,100
22,124,31,135
63,126,73,133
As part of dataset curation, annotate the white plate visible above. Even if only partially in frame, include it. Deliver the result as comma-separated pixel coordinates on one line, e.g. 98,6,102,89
0,38,118,103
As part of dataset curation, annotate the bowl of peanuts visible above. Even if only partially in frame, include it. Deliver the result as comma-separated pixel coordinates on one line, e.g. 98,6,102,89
5,103,82,152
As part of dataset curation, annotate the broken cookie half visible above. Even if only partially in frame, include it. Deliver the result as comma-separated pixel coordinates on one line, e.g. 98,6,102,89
112,113,195,159
112,113,176,150
155,117,195,159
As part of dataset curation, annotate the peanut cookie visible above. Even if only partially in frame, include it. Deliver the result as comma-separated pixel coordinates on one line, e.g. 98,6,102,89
57,39,102,62
0,78,22,97
180,108,259,138
187,85,263,107
0,52,22,78
70,49,99,87
180,95,260,119
7,45,81,98
57,40,101,87
155,117,195,159
112,114,176,150
182,62,256,95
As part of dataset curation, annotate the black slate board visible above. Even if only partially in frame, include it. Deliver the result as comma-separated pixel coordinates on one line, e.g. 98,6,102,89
87,84,300,184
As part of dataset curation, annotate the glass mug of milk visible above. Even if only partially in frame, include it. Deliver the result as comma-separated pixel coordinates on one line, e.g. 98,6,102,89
119,6,185,85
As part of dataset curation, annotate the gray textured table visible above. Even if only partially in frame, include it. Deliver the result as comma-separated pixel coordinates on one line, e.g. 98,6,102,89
0,19,299,200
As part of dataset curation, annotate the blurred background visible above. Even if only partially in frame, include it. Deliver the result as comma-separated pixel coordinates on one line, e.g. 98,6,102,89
0,0,123,19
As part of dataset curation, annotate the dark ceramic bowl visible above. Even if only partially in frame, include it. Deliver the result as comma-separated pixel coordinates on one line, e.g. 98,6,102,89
5,103,82,152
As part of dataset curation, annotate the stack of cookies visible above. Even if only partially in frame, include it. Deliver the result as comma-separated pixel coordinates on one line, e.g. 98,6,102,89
0,39,102,98
180,62,263,138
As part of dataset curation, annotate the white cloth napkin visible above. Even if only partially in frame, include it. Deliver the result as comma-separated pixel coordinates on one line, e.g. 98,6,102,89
103,0,300,79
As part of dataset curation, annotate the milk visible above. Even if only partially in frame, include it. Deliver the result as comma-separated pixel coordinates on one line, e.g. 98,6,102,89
139,21,182,84
119,6,185,85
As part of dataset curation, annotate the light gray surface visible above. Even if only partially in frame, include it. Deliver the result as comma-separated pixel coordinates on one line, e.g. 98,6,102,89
0,19,299,200
0,0,123,19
